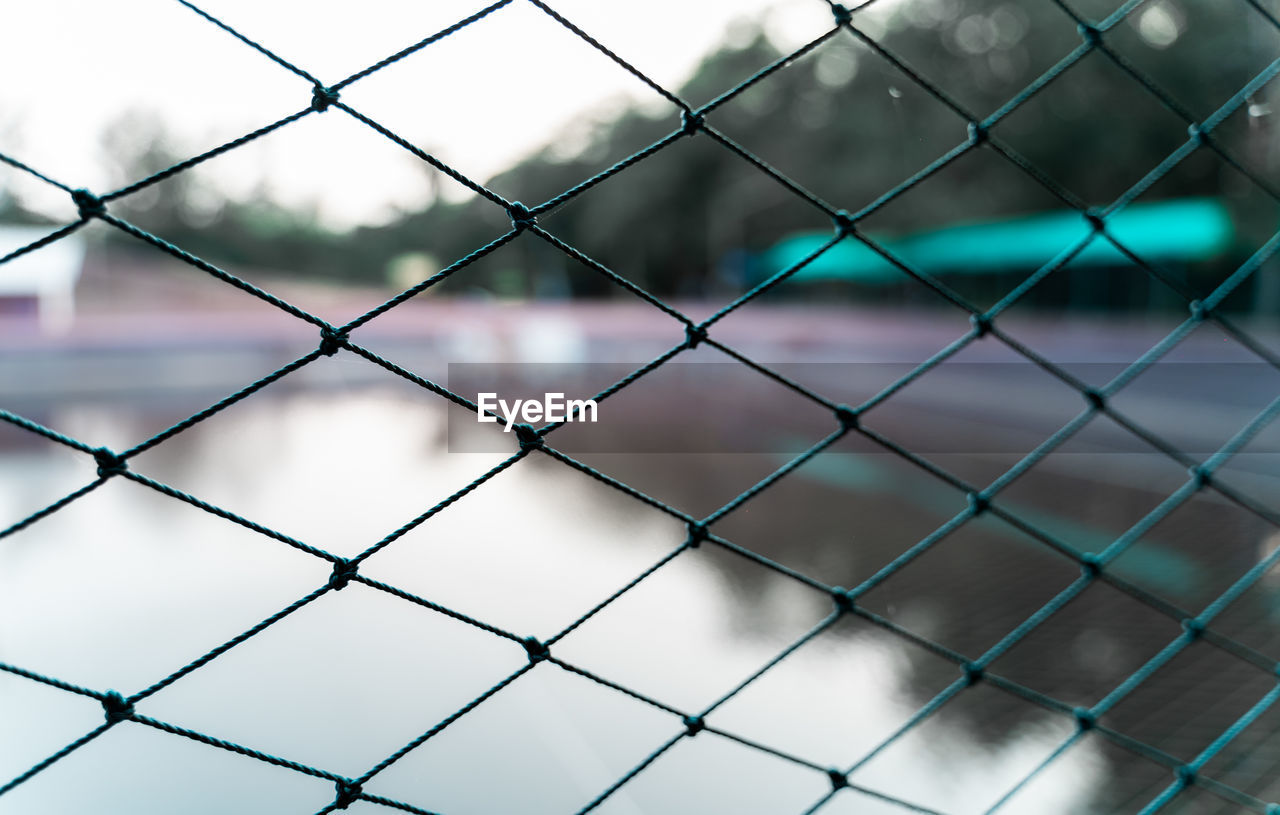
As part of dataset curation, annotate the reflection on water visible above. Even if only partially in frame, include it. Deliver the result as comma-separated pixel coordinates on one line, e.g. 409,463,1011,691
2,387,1276,814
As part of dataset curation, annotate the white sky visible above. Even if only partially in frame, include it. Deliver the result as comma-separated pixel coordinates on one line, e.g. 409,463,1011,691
0,0,865,228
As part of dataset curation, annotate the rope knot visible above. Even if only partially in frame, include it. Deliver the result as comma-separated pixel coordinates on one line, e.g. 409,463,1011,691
1073,706,1096,731
682,715,705,736
1181,617,1205,641
1082,388,1106,411
311,85,340,113
71,188,105,219
319,326,347,357
686,521,708,548
1077,22,1102,47
1084,208,1106,233
93,447,127,478
967,121,988,146
827,768,849,790
521,636,549,663
832,209,857,236
101,690,134,724
834,404,859,431
831,3,853,26
328,558,359,591
1187,123,1209,146
514,423,543,453
334,779,363,809
961,661,985,686
680,109,704,137
683,322,708,349
967,492,989,516
831,586,854,614
1176,765,1198,785
1188,299,1210,322
1079,553,1102,579
969,313,992,338
1189,465,1212,490
507,201,536,232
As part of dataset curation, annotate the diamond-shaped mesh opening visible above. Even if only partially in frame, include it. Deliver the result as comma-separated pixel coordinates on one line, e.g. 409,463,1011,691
860,1,1087,121
856,134,1068,231
534,133,837,305
365,663,680,815
536,357,836,455
1207,446,1280,513
190,0,506,82
1100,639,1277,762
549,538,834,713
345,1,686,205
1155,783,1262,815
984,579,1185,708
0,480,331,691
848,679,1091,812
589,727,830,815
119,384,487,560
707,440,955,590
855,336,1093,478
0,675,104,784
0,1,302,196
993,49,1196,205
1119,155,1280,311
359,454,684,637
1100,0,1280,122
855,508,1086,657
705,35,970,218
10,719,336,813
990,413,1195,533
1202,533,1280,661
1,164,81,226
707,613,961,764
1197,690,1280,803
1060,729,1181,815
139,580,528,773
1105,485,1275,608
1107,353,1280,462
4,1,1280,814
0,417,99,528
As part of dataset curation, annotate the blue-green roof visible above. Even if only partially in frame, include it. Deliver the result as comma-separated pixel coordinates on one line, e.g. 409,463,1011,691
762,198,1234,285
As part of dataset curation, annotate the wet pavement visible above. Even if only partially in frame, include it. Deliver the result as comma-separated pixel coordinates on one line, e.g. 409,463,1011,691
1,303,1278,815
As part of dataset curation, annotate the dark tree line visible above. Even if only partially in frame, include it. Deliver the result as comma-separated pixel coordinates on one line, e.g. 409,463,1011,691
9,0,1278,309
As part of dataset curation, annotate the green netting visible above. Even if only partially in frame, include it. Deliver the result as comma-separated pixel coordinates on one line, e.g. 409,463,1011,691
2,1,1280,814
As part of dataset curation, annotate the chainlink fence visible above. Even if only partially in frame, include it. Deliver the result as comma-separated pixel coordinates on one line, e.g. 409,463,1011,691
3,0,1280,813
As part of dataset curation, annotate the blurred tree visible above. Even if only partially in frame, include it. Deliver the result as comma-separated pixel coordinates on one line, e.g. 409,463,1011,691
372,0,1278,306
82,0,1280,309
96,113,366,285
0,190,45,226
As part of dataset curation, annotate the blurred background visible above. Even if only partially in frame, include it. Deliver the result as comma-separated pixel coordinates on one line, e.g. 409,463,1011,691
3,0,1280,813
